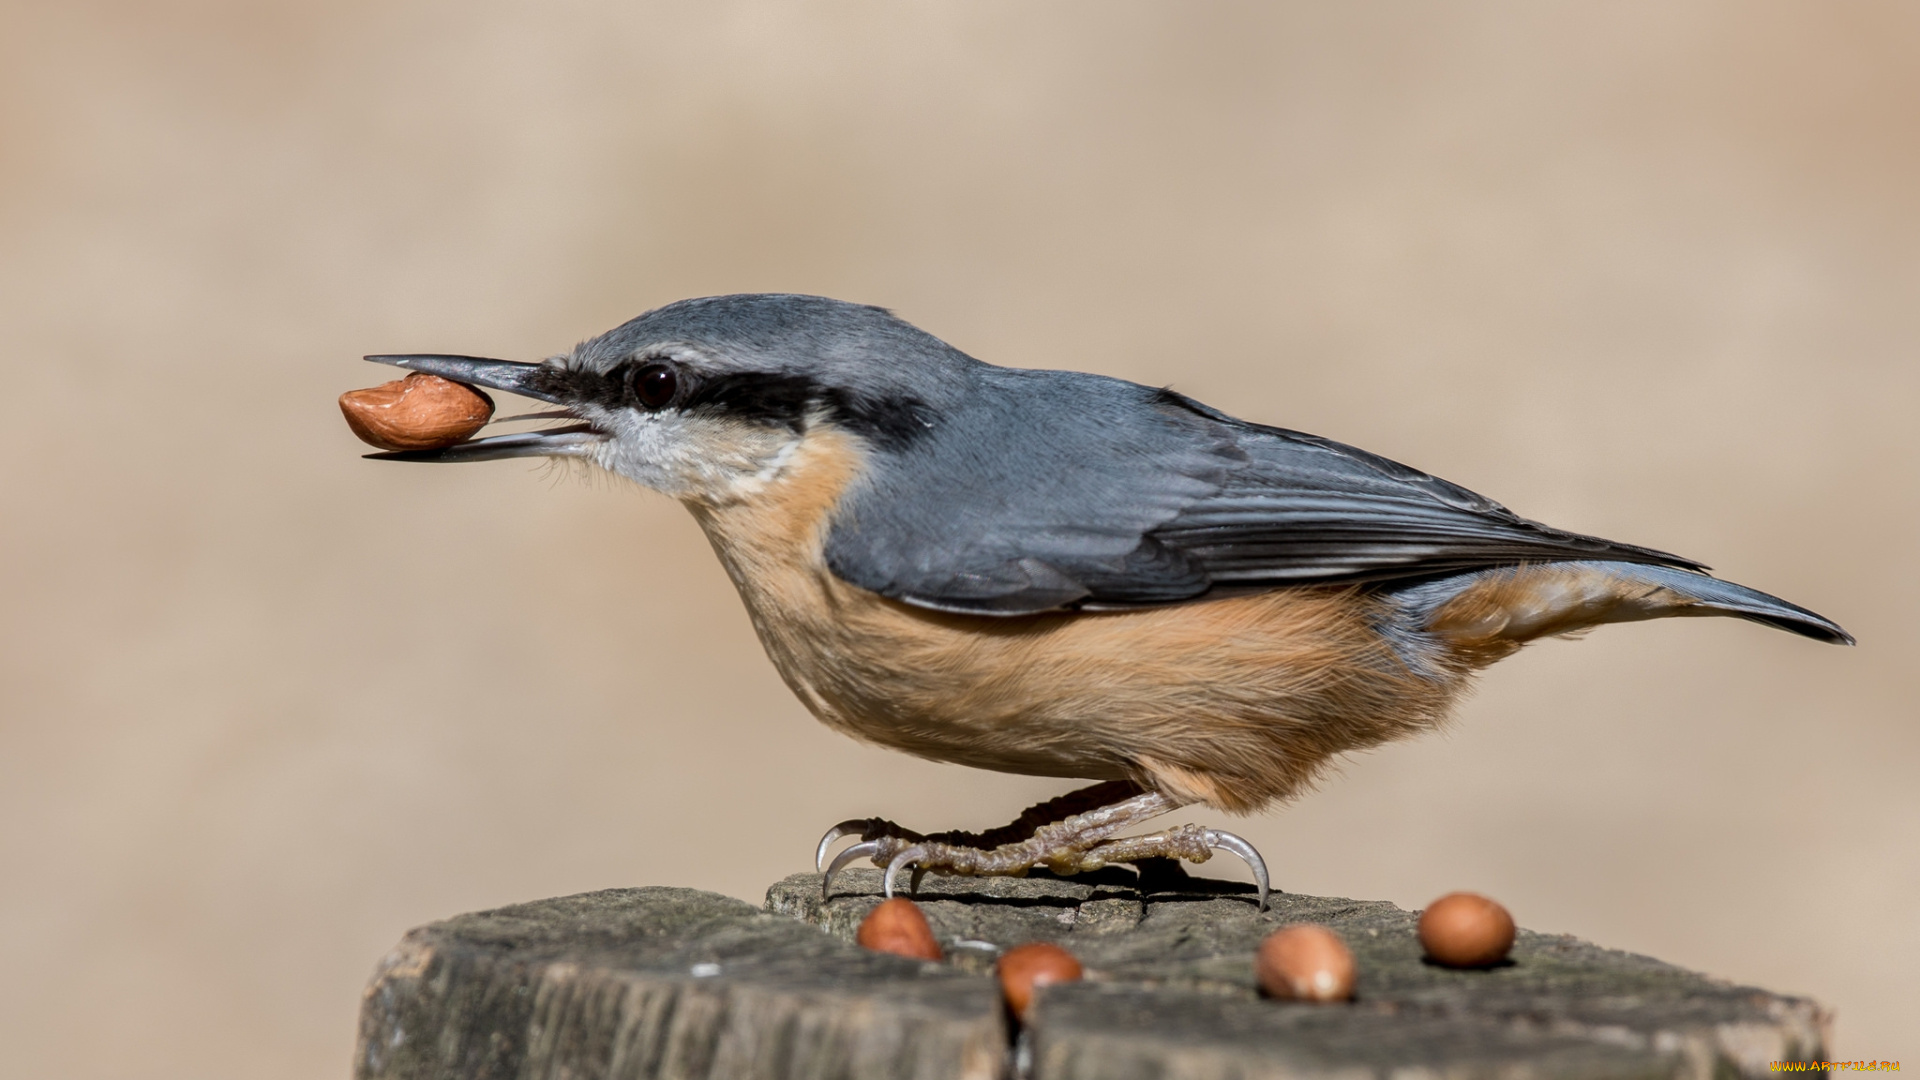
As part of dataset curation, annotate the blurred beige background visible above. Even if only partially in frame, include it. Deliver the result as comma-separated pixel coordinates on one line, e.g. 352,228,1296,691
2,1,1915,1074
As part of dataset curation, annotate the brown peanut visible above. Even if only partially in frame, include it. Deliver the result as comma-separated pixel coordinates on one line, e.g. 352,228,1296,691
996,941,1083,1020
1256,924,1355,1002
855,897,943,961
1418,892,1515,968
339,373,493,451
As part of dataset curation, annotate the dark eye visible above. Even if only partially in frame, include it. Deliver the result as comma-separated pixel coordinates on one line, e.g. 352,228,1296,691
629,362,678,410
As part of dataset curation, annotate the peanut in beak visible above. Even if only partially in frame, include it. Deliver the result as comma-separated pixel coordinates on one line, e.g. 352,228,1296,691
339,372,494,452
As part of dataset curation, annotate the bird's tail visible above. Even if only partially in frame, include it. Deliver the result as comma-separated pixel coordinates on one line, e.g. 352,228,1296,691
1386,560,1851,662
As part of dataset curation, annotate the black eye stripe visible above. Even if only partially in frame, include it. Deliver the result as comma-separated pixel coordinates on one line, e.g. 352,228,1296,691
683,372,931,450
681,371,817,428
529,361,931,449
529,358,678,412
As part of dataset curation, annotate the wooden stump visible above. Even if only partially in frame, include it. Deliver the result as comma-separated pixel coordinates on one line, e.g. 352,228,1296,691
357,865,1827,1079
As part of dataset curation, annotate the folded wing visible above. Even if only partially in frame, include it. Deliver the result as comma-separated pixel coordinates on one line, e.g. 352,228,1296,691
823,371,1699,616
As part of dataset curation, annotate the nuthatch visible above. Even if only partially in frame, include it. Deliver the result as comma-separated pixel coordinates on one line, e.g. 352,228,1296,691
366,294,1850,907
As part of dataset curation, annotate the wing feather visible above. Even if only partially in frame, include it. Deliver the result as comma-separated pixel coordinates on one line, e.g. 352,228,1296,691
823,374,1699,615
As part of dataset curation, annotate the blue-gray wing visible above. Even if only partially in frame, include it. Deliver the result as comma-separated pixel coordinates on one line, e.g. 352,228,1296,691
823,371,1699,615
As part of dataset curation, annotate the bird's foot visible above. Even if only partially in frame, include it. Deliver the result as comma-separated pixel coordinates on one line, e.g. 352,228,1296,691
816,781,1271,910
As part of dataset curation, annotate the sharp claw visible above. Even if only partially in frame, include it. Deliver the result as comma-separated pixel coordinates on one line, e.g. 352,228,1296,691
815,819,874,873
822,840,882,900
884,845,929,899
1202,828,1273,911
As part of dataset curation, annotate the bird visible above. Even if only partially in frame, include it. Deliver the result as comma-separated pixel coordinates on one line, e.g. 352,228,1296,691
361,293,1851,908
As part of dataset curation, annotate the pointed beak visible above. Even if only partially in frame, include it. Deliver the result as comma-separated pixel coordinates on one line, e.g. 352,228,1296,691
360,354,602,463
365,353,567,402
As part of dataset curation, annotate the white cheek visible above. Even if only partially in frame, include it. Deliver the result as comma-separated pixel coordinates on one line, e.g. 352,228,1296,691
590,411,700,495
586,409,803,503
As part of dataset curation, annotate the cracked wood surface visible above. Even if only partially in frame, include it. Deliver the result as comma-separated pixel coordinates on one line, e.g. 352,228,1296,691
356,865,1826,1080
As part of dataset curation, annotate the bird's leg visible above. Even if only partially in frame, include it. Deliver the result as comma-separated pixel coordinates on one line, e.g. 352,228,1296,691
817,780,1271,909
815,779,1145,871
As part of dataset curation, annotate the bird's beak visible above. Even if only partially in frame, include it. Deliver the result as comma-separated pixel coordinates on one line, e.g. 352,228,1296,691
365,353,564,401
359,353,601,462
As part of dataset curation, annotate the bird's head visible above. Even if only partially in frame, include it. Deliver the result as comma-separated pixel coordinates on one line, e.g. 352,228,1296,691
365,294,973,503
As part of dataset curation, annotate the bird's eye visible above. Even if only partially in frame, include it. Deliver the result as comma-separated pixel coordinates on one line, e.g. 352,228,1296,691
629,362,678,410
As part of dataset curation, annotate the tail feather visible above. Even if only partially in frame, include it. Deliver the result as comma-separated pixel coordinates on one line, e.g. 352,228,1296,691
1618,564,1852,644
1386,560,1852,651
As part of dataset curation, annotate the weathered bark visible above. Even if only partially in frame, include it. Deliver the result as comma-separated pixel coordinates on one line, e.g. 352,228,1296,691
357,865,1826,1080
355,887,1004,1080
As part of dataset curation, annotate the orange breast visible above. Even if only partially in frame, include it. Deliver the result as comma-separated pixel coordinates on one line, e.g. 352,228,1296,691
686,429,1472,812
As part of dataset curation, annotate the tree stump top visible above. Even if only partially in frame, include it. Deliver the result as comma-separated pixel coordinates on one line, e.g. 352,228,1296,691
357,864,1826,1079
